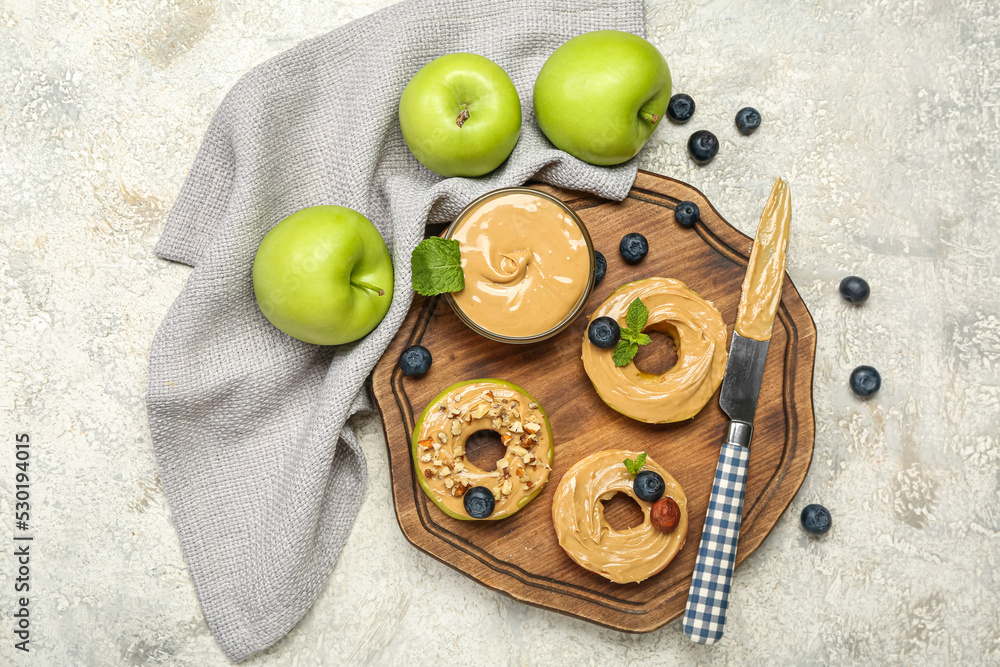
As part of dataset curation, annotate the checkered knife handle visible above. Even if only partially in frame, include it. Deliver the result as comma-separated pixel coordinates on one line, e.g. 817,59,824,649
682,441,750,644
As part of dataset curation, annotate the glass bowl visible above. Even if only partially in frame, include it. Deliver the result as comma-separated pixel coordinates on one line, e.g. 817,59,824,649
442,187,596,345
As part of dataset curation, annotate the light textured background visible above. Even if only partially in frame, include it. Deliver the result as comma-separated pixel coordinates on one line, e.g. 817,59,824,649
2,0,999,664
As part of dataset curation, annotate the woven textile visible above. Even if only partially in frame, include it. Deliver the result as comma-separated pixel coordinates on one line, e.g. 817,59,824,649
146,0,642,660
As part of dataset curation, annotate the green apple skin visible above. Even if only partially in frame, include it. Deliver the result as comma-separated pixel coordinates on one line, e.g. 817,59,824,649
411,379,554,521
252,205,393,346
533,31,671,166
399,53,522,178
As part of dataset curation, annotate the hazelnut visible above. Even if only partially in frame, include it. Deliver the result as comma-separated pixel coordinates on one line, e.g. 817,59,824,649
651,497,680,533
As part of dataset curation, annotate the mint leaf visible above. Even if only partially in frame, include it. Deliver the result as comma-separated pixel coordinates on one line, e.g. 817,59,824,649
626,297,649,332
612,340,637,367
610,298,651,366
411,237,464,296
623,452,648,477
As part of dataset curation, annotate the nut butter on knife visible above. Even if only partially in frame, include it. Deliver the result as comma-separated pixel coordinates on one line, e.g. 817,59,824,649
682,178,791,645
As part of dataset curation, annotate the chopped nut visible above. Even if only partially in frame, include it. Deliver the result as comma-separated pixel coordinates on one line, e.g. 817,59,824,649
450,421,462,436
492,417,502,430
453,461,465,472
436,432,447,444
439,468,452,478
438,403,447,411
501,480,512,495
432,441,441,452
528,402,538,410
448,407,461,418
453,445,465,458
432,458,442,467
524,451,535,464
510,445,528,458
492,487,501,500
453,483,468,497
480,390,494,402
444,478,454,489
510,421,524,434
420,453,432,463
471,402,489,419
524,481,534,490
488,404,502,417
423,469,434,479
512,459,525,478
524,422,541,434
500,432,512,446
501,398,508,403
497,458,509,470
418,438,434,450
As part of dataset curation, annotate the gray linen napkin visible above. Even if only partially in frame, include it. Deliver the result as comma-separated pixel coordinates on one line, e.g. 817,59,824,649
147,0,642,660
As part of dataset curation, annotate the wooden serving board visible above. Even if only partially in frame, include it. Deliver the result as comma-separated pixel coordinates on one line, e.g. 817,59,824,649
370,170,817,633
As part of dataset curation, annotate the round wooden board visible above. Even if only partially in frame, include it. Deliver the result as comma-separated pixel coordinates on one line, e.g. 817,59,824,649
370,170,817,633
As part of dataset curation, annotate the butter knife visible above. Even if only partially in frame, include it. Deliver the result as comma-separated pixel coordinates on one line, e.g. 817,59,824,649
682,178,791,644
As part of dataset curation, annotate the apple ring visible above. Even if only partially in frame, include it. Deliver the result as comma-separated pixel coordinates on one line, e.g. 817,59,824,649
551,449,688,584
581,277,728,423
411,379,553,520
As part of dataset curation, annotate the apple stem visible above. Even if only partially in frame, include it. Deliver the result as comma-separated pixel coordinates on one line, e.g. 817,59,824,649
456,104,470,128
351,278,386,296
640,110,660,125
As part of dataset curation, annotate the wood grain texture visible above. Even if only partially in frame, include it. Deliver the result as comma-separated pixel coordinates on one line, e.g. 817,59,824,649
370,170,817,633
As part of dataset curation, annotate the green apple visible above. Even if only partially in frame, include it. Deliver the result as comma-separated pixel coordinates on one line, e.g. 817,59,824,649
399,53,522,177
252,205,393,345
411,379,554,521
533,30,671,166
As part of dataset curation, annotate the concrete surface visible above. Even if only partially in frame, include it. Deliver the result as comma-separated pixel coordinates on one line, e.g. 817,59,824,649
2,0,999,664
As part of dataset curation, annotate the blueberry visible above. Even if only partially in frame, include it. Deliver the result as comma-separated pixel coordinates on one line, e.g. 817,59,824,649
687,130,719,165
399,345,432,376
633,470,665,503
594,251,607,286
619,232,648,265
850,365,881,397
464,486,496,519
674,201,701,228
667,94,695,123
839,276,870,304
588,317,621,349
735,107,762,135
801,504,832,535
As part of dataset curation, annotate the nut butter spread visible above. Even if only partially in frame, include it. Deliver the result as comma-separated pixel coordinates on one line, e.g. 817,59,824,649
552,449,688,584
448,191,592,338
412,380,553,520
582,278,728,423
735,178,791,342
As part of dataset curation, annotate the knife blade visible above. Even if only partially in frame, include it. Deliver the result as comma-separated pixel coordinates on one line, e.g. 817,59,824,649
682,178,791,645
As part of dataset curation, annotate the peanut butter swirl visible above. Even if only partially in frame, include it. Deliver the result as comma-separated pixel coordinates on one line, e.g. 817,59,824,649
412,380,553,520
581,278,728,423
447,191,592,339
552,449,688,584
